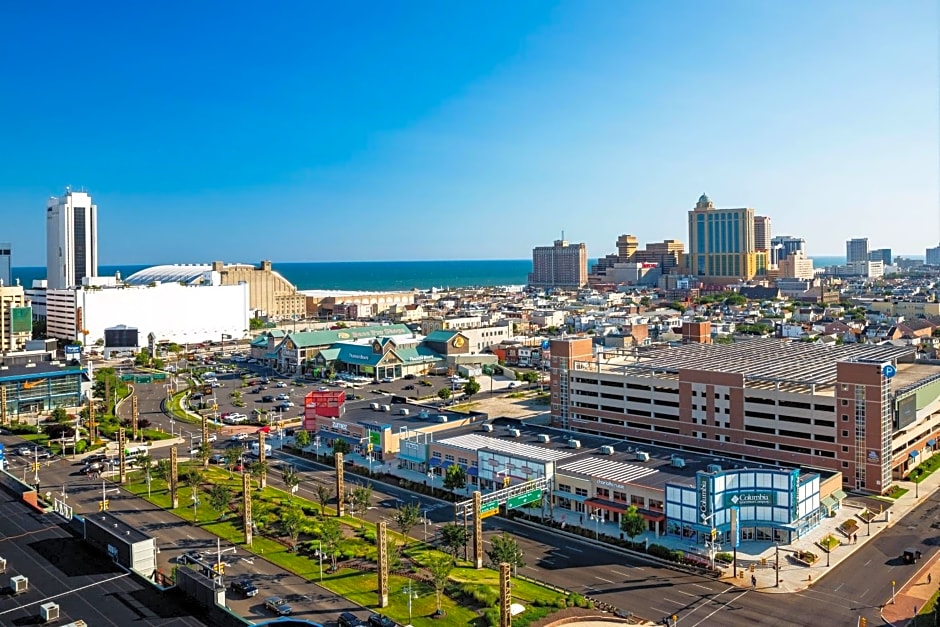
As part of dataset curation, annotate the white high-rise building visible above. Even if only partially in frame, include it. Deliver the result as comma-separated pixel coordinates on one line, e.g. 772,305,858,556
0,242,10,286
46,189,98,290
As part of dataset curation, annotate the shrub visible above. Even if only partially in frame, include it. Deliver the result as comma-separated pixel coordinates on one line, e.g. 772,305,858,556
8,423,39,435
715,552,734,564
74,439,88,454
647,543,674,560
481,608,500,627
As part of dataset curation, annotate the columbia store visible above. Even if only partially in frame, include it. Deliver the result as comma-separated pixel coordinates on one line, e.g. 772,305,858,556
664,467,826,547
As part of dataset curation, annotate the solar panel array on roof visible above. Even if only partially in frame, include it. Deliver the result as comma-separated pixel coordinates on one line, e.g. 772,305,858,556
599,339,914,385
558,457,659,484
437,433,574,461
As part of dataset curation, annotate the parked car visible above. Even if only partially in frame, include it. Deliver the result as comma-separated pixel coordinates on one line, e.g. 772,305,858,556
229,433,249,442
275,382,287,388
264,596,292,616
230,578,259,597
380,376,394,383
403,374,416,380
261,395,274,403
338,612,365,627
367,613,396,627
403,384,415,390
209,454,224,465
275,393,290,401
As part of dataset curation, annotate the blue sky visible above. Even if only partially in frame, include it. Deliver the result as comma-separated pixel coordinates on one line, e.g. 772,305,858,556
1,1,937,265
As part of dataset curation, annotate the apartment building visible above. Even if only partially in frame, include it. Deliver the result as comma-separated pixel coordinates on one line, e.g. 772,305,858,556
550,337,940,494
529,239,588,289
685,194,768,284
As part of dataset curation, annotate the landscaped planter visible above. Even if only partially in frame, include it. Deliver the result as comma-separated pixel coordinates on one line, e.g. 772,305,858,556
789,550,818,566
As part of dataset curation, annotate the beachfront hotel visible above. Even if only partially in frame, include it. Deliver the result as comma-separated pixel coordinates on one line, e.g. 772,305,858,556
549,337,940,495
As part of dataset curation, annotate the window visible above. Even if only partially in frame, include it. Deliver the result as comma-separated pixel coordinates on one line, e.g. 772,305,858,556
842,430,849,437
557,484,571,493
842,414,849,421
444,454,455,462
432,451,442,459
841,399,848,406
575,487,588,497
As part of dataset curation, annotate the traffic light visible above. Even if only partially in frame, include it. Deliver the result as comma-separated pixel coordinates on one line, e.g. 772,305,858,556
212,562,225,575
99,499,110,511
503,476,510,487
859,618,866,627
710,528,718,541
32,462,40,472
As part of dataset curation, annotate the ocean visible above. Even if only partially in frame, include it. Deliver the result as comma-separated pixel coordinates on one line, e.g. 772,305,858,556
7,255,896,292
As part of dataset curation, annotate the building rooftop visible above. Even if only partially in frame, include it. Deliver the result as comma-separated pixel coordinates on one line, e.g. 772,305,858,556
579,338,915,387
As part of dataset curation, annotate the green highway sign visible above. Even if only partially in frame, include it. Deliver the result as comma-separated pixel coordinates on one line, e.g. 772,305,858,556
481,501,498,513
507,489,542,510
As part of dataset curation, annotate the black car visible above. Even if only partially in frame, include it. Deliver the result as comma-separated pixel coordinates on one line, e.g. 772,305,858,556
367,613,396,627
230,579,259,598
402,384,415,390
264,596,292,616
85,453,109,464
338,612,364,627
261,395,274,402
250,387,262,394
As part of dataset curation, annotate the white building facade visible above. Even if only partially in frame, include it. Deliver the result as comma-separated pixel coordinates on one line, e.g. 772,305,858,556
45,281,249,349
46,189,98,289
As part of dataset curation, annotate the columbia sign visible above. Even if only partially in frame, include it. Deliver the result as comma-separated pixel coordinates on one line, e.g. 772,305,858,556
724,492,775,507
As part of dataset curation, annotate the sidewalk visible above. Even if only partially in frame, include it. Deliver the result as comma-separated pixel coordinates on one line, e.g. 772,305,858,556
882,550,940,626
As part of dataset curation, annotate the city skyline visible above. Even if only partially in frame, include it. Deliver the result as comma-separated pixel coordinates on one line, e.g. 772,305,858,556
1,2,937,266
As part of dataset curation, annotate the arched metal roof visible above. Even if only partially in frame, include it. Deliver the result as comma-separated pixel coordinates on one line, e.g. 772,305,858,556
124,264,214,285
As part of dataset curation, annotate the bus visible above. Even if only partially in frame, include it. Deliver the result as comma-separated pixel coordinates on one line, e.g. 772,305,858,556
124,446,148,463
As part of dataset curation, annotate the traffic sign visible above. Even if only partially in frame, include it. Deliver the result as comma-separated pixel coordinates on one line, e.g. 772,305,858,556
481,500,498,514
507,489,542,510
480,508,498,519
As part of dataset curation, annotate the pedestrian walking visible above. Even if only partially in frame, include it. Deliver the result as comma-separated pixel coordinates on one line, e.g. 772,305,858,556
751,574,757,588
929,573,932,585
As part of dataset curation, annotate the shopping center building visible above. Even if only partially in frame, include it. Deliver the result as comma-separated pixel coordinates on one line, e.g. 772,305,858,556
549,337,940,495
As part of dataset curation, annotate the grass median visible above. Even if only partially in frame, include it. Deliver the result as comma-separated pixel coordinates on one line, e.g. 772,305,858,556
120,465,568,626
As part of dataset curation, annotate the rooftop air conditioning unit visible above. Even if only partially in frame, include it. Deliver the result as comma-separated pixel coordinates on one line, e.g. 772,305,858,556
537,434,551,443
508,428,521,437
634,451,650,462
567,439,581,449
10,575,28,594
481,424,494,432
671,457,686,468
599,445,615,455
707,464,722,473
380,404,391,412
40,602,60,621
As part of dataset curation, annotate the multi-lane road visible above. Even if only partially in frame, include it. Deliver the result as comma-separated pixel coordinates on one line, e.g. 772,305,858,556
7,374,940,626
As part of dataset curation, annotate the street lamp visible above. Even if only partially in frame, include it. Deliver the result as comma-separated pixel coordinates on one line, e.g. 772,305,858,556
423,509,428,543
891,579,896,604
590,510,601,539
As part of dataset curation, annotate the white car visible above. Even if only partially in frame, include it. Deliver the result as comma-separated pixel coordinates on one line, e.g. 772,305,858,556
276,393,290,401
275,382,287,388
223,413,248,425
230,433,249,441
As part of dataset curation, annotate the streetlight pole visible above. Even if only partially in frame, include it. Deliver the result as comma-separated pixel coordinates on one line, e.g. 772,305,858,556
318,540,323,582
775,543,780,587
423,509,428,543
891,579,896,604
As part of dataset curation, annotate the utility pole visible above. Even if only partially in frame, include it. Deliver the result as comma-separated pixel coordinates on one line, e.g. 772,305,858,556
131,394,139,441
242,471,253,546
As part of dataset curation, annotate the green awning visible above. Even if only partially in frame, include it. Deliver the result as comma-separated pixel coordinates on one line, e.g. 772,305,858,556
832,489,847,501
820,496,837,509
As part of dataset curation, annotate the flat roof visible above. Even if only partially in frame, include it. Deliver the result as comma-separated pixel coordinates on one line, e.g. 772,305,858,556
0,492,205,625
85,510,152,544
0,360,85,382
436,433,574,462
583,338,914,386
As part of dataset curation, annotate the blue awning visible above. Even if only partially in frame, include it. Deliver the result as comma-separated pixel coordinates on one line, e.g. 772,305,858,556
468,467,478,477
910,451,919,458
441,460,454,469
929,440,937,446
429,458,442,467
552,490,588,502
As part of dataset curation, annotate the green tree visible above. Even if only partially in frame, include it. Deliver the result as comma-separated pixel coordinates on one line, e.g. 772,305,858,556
522,370,540,387
619,505,646,546
282,465,300,503
320,518,343,570
394,502,422,547
196,441,213,469
153,458,172,485
208,484,232,519
315,482,333,517
437,387,452,400
50,407,69,423
426,555,454,615
331,439,351,455
351,483,373,517
249,317,264,331
485,532,525,572
223,447,242,475
134,348,151,367
385,537,402,570
294,429,311,448
248,459,269,484
440,523,469,560
442,463,467,493
281,505,306,551
462,377,481,399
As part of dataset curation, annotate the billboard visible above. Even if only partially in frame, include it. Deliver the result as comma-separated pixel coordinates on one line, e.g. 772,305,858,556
11,307,31,334
65,345,82,359
897,395,917,430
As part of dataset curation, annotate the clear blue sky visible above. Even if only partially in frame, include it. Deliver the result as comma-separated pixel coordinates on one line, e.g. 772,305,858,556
1,1,937,265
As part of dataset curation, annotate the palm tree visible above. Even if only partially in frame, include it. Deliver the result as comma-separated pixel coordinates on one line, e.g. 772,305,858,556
223,447,242,476
153,458,172,487
197,441,213,469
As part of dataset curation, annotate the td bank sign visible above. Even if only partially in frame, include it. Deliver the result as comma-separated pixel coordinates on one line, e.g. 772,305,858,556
724,492,775,507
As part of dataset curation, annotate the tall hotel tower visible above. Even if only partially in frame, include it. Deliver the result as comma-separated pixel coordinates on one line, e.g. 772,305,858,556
46,188,98,289
686,194,767,284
